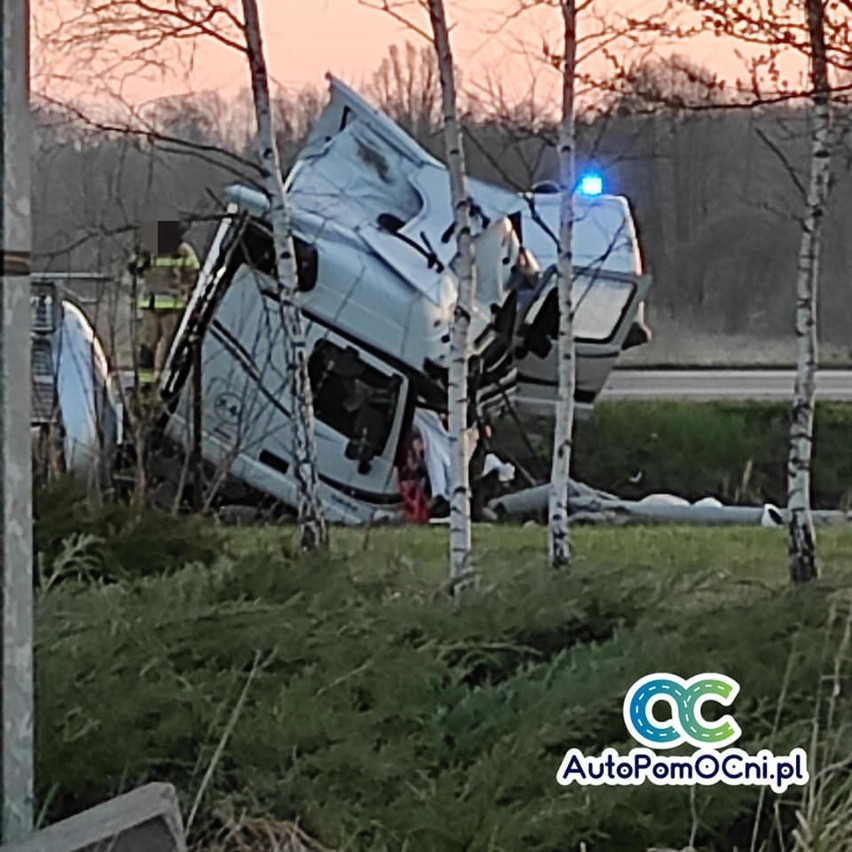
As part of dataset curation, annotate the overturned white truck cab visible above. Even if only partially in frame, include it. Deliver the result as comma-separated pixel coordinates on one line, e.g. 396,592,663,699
157,78,650,523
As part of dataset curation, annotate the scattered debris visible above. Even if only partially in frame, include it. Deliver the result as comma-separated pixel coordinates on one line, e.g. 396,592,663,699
489,481,852,527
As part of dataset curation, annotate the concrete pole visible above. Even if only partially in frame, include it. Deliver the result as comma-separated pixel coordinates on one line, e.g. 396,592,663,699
0,0,34,841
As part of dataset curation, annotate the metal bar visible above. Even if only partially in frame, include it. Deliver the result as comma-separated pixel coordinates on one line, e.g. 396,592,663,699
191,335,203,511
1,0,34,840
31,273,113,281
61,297,101,306
497,385,548,483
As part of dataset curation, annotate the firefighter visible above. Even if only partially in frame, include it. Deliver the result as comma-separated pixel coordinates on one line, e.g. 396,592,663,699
129,220,200,381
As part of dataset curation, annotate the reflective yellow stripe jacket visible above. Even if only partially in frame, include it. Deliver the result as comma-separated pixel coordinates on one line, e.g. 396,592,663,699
135,241,201,309
137,294,188,310
149,255,200,270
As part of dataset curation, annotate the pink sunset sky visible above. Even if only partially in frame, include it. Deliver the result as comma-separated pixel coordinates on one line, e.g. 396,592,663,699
32,0,809,113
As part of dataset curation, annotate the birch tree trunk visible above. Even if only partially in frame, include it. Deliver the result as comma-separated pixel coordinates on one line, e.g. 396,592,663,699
549,0,577,568
427,0,476,589
241,0,327,550
787,0,830,584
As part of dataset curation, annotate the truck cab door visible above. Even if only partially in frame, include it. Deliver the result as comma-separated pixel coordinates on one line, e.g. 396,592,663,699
305,334,409,513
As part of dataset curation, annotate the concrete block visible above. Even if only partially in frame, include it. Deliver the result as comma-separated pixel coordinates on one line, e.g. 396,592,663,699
1,782,186,852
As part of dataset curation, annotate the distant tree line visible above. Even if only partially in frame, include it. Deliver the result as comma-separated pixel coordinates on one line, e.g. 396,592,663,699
32,48,852,350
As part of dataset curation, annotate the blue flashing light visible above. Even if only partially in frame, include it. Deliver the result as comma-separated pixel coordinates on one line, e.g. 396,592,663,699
577,172,604,196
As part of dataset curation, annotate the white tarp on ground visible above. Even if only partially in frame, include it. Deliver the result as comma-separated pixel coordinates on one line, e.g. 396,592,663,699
483,453,515,483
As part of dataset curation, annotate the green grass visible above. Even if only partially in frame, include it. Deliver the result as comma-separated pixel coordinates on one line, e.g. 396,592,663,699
34,522,852,851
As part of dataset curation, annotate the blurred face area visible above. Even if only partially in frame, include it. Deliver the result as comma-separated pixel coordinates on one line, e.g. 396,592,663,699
157,221,183,255
139,220,182,255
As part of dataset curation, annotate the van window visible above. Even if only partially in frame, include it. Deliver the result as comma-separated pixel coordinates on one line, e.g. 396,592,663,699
573,274,634,340
522,270,635,350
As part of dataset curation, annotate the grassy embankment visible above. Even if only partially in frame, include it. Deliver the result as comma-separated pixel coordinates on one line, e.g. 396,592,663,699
34,471,852,851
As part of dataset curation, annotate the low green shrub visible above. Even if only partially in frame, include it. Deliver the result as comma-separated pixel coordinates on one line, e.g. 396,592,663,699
34,526,852,851
34,476,223,584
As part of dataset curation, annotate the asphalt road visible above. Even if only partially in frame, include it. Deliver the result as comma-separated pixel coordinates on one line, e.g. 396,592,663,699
601,369,852,401
118,367,851,401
